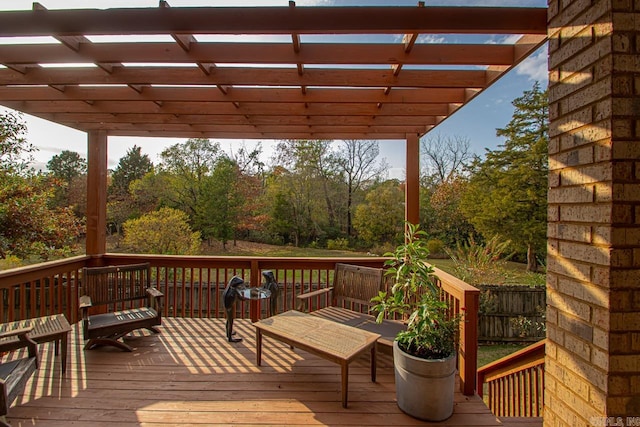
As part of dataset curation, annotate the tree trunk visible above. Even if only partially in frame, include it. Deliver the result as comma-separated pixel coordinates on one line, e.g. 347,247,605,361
527,244,538,272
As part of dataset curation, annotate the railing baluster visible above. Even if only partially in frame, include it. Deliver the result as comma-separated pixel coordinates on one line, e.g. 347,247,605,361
477,339,545,418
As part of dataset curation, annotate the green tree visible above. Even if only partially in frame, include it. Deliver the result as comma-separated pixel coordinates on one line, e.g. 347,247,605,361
198,157,242,249
0,111,34,175
47,150,86,183
122,207,200,255
0,173,82,261
353,180,405,245
335,139,387,237
0,113,82,262
46,150,87,212
107,146,154,237
461,82,548,272
264,166,317,247
426,175,477,248
158,138,221,228
110,145,153,196
274,140,340,240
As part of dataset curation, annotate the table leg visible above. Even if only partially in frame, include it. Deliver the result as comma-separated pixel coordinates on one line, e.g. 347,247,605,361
61,333,68,374
256,329,262,366
341,362,349,408
370,345,377,383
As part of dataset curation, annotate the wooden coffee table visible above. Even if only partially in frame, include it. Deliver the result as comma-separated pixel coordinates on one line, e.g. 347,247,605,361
253,310,380,408
0,314,71,373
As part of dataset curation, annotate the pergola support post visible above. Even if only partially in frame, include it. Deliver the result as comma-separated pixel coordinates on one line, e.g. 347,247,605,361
85,129,108,255
405,133,420,228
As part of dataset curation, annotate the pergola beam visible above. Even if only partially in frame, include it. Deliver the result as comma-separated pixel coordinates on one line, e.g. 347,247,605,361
0,43,516,66
0,67,489,88
0,7,547,36
0,86,469,104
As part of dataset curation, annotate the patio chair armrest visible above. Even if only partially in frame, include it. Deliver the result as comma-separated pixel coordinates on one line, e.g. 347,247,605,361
79,295,93,310
146,287,164,298
296,287,333,311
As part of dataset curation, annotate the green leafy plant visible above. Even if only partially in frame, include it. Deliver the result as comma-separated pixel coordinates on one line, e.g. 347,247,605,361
445,235,513,285
372,223,461,359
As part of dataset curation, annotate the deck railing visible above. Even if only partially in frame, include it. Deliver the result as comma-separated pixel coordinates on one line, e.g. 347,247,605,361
476,339,545,417
0,253,479,395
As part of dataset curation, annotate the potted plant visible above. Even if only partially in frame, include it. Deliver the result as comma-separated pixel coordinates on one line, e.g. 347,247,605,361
372,223,461,421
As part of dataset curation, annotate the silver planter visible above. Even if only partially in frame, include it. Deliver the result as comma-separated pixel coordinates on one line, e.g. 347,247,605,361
393,340,456,421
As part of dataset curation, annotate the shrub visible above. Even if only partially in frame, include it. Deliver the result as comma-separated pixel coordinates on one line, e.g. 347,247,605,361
123,207,201,255
445,235,513,285
426,239,445,255
327,238,350,250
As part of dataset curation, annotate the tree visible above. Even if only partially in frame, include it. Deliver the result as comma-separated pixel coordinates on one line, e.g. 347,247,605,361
352,180,405,246
107,146,155,237
158,138,221,228
0,173,82,260
427,176,477,247
0,113,82,262
109,145,153,196
46,150,87,212
198,157,242,249
421,134,472,185
461,82,548,272
122,207,200,255
335,140,388,237
270,140,337,245
47,150,86,183
0,111,34,175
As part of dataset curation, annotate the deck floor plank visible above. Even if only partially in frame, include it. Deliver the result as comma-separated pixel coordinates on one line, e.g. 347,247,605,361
4,318,505,426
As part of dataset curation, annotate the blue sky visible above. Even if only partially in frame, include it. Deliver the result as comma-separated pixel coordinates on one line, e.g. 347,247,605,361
0,0,548,178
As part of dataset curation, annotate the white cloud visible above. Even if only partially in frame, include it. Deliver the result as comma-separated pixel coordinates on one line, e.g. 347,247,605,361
417,34,445,44
515,45,548,83
484,34,522,45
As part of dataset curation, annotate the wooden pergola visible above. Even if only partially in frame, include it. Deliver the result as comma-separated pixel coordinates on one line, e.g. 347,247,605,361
0,2,547,254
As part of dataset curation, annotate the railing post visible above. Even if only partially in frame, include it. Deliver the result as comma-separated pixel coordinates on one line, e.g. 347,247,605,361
460,288,479,395
249,260,260,322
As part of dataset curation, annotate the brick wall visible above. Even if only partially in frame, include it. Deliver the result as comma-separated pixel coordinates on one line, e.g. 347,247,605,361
547,0,640,425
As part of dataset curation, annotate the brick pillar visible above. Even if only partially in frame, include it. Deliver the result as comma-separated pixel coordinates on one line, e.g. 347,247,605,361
546,1,640,425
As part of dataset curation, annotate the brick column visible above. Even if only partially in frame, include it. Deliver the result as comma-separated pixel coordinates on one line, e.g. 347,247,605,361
546,1,640,425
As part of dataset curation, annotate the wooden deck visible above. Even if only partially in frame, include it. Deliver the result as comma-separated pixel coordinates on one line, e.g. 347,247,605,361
5,317,506,426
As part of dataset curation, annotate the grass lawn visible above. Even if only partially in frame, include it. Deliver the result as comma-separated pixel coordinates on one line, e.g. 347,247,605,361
477,343,528,367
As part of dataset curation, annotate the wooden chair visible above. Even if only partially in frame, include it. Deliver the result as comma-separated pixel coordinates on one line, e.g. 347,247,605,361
80,263,163,351
0,327,38,427
296,263,405,353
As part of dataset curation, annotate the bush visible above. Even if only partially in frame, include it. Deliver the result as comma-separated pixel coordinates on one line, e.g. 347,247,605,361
426,239,445,255
123,207,201,255
327,238,350,250
446,235,513,285
0,255,23,270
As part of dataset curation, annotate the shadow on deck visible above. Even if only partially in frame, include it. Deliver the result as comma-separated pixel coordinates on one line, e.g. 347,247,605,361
5,317,506,426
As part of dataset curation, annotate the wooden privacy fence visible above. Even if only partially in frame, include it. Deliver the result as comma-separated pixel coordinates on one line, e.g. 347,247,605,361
478,284,546,342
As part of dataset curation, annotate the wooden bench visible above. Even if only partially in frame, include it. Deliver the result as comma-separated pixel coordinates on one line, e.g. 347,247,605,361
296,263,405,354
81,263,163,351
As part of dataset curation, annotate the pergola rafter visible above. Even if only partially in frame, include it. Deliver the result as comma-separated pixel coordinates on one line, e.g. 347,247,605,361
0,3,546,141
